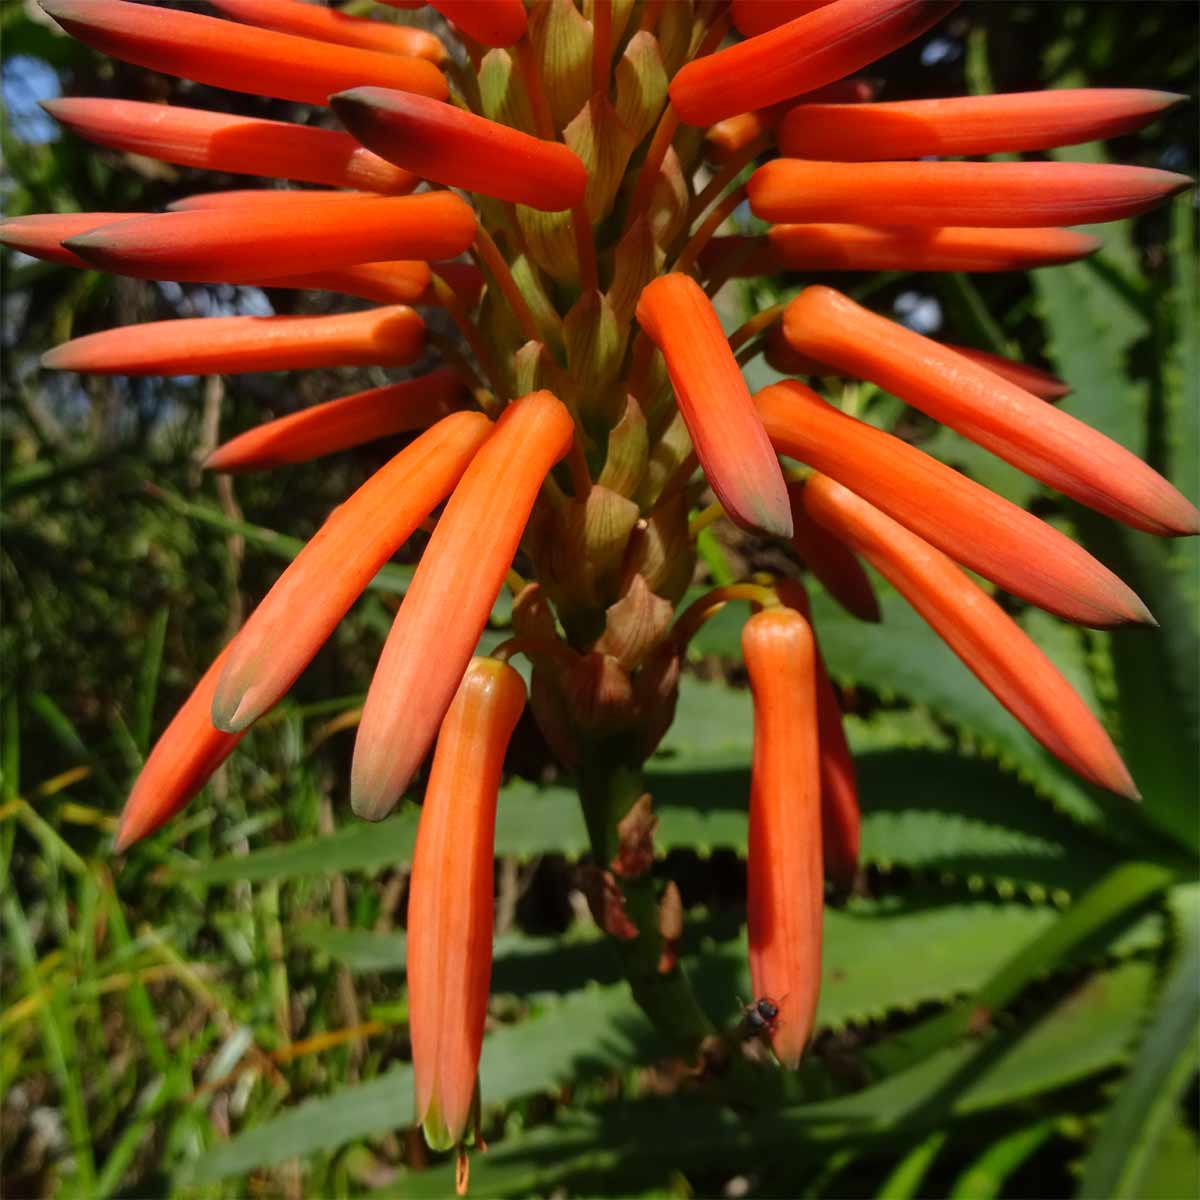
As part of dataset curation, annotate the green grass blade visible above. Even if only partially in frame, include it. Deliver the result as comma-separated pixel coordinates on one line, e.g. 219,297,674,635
948,1121,1056,1200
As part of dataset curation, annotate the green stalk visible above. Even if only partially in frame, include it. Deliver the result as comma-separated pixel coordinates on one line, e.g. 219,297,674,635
577,739,713,1052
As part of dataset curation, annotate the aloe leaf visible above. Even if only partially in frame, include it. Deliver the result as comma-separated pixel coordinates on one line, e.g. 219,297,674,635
947,1120,1056,1200
1078,883,1200,1199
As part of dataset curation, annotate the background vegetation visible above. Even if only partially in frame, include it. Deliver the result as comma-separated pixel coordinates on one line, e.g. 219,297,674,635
2,3,1197,1196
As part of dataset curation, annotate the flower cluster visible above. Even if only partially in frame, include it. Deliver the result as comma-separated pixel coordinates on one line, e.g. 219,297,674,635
5,0,1194,1175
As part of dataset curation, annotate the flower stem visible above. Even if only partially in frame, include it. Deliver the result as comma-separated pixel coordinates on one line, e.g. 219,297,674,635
577,742,714,1051
472,227,542,345
728,301,786,353
591,0,612,98
674,183,746,276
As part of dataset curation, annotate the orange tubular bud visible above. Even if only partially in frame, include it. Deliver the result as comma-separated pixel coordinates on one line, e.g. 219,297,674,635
670,0,958,127
636,274,792,538
115,646,243,851
706,80,875,161
765,328,1072,402
207,0,445,61
778,89,1186,161
43,306,425,376
409,657,526,1151
211,413,493,732
167,189,386,211
331,88,588,212
260,261,433,306
205,368,468,472
742,607,823,1068
755,380,1152,628
732,0,835,37
62,193,476,284
42,99,419,194
38,0,448,107
784,288,1200,536
427,0,527,48
0,211,136,267
351,391,574,821
749,160,1192,227
802,474,1138,798
786,483,879,622
775,580,860,889
768,224,1099,273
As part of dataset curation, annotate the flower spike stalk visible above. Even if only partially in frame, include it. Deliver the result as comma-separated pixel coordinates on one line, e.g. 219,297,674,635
408,657,526,1154
783,288,1200,536
352,391,574,821
21,0,1196,1160
743,605,824,1068
211,412,493,733
801,474,1139,797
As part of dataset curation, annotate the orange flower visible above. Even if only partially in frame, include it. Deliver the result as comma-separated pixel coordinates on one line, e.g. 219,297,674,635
783,287,1200,536
39,0,448,107
205,368,468,472
764,325,1071,401
427,0,527,48
352,390,574,821
670,0,957,127
42,98,419,194
801,473,1138,797
775,580,861,890
749,160,1191,226
259,262,434,307
331,87,588,212
211,412,492,732
62,192,477,284
742,606,823,1068
0,211,134,267
636,274,792,538
731,0,835,38
755,380,1151,627
777,89,1185,160
42,306,426,376
408,657,526,1151
787,483,880,623
114,646,243,852
207,0,445,60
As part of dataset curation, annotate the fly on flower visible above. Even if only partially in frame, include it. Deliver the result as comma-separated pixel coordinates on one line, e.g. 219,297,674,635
5,0,1194,1184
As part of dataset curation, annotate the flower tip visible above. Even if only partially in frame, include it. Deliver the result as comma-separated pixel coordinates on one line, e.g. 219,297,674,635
349,774,402,823
420,1097,458,1154
40,344,72,370
209,688,257,734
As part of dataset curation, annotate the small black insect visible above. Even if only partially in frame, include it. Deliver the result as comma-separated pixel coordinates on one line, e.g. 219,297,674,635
741,996,780,1037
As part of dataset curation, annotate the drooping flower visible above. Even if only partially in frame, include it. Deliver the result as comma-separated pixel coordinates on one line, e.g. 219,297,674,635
742,605,824,1068
407,657,527,1154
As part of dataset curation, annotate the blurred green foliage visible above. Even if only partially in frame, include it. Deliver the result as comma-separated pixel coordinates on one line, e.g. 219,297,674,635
2,3,1197,1197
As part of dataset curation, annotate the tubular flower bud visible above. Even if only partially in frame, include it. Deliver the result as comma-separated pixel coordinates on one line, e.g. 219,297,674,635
783,287,1200,536
43,306,426,376
205,368,468,472
115,646,244,852
428,0,527,48
786,484,880,622
731,0,836,38
352,391,574,821
0,211,137,267
38,0,448,107
670,0,958,127
777,89,1186,161
167,189,387,211
749,159,1192,227
764,325,1071,401
61,193,477,284
42,98,419,194
802,474,1138,798
743,607,823,1068
331,87,587,212
409,658,526,1151
775,580,861,889
210,413,493,733
258,261,434,306
762,224,1099,274
207,0,445,60
755,380,1152,628
636,274,792,538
